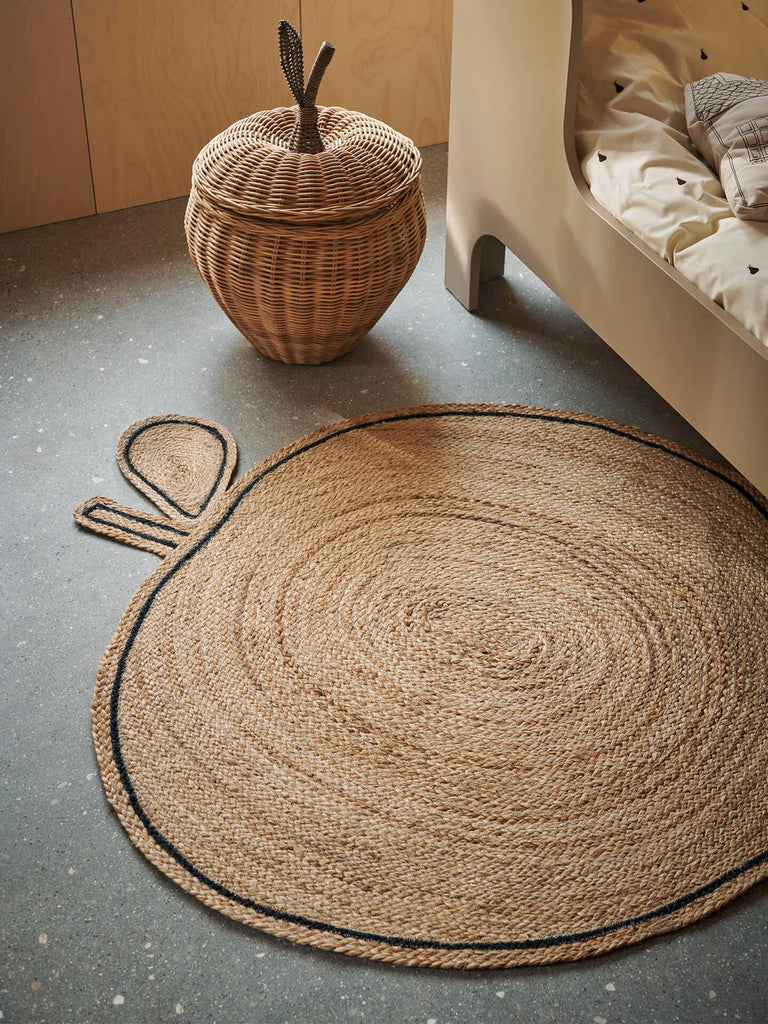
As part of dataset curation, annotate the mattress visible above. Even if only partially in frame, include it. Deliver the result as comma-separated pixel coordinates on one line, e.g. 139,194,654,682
576,0,768,345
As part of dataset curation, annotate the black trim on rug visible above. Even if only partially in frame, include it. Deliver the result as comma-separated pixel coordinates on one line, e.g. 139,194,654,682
107,407,768,951
122,418,232,520
82,502,190,548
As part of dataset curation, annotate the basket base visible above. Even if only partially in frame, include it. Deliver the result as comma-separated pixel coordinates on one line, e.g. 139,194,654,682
184,171,427,368
246,330,367,365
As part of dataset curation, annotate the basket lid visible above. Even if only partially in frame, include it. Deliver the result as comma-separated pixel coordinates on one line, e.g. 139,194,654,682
190,106,422,223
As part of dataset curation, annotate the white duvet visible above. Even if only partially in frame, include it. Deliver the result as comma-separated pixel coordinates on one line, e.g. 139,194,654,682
576,0,768,345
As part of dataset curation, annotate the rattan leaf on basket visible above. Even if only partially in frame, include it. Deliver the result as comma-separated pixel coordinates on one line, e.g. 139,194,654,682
278,20,335,154
278,20,305,106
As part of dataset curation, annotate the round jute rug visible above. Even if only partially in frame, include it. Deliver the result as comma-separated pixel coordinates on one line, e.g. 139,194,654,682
91,405,768,968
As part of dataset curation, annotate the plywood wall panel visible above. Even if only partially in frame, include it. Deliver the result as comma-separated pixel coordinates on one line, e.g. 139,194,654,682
0,0,95,234
301,0,452,147
73,0,301,213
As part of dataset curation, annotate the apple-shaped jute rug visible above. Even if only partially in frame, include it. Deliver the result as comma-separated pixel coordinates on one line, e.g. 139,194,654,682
74,404,768,969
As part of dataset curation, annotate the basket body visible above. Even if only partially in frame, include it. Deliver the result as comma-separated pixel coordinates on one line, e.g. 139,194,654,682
185,106,426,364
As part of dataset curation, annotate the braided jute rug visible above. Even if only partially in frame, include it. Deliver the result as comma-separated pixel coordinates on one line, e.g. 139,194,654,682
76,404,768,968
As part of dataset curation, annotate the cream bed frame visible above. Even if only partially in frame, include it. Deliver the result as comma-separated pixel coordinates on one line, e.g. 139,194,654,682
444,0,768,497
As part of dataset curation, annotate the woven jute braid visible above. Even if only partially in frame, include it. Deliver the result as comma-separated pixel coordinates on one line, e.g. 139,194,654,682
115,414,237,521
73,415,238,555
90,405,768,968
73,495,191,557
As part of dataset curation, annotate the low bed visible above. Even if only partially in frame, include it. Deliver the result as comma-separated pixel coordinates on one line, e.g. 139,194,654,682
445,0,768,495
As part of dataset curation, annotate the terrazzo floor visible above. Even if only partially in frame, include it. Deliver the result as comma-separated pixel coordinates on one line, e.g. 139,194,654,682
2,144,767,1024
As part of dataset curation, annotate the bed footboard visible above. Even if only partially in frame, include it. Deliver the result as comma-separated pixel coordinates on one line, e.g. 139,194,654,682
445,0,768,495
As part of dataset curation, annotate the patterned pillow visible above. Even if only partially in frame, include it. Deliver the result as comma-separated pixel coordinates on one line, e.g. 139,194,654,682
685,73,768,222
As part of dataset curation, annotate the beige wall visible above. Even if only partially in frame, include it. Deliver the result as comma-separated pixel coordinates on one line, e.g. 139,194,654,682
0,0,95,234
1,0,452,232
302,0,452,148
72,0,301,213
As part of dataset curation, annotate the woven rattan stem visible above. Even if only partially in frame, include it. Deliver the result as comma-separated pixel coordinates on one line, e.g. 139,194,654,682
291,41,335,152
290,41,335,153
290,104,325,154
304,42,335,106
277,20,335,154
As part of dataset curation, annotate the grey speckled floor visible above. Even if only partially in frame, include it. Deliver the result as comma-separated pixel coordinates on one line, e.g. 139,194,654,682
1,145,766,1024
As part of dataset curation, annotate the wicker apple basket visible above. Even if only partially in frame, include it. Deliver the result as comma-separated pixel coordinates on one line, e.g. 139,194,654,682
184,22,427,365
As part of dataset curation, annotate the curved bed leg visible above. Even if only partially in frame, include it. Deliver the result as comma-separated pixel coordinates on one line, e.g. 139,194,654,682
444,212,478,311
445,229,506,313
478,234,506,287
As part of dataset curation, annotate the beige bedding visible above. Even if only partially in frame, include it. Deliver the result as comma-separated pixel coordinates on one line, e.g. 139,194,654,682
576,0,768,345
685,73,768,221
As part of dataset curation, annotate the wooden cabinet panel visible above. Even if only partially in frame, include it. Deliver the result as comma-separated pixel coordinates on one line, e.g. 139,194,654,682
0,0,95,234
301,0,452,147
2,0,450,230
73,0,300,213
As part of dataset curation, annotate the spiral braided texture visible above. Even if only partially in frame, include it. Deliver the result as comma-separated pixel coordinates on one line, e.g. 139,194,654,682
92,404,768,968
